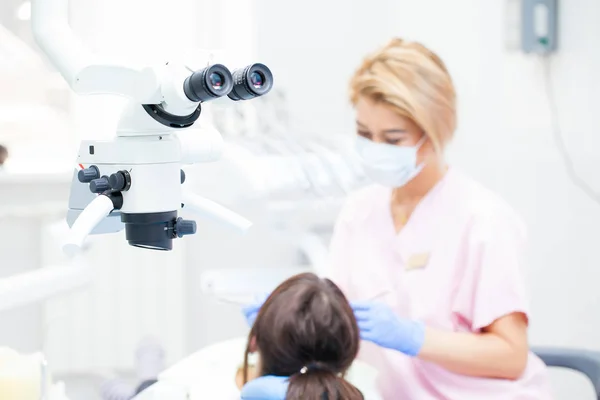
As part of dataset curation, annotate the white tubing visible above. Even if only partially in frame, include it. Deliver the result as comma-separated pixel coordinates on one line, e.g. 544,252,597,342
182,191,252,234
63,195,114,256
0,263,93,312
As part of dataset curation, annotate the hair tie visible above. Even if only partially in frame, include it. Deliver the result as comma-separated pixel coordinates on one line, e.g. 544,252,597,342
298,362,335,375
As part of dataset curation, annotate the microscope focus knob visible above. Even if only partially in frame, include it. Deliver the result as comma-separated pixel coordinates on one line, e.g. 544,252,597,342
90,177,110,193
78,166,100,183
109,170,131,191
174,218,197,238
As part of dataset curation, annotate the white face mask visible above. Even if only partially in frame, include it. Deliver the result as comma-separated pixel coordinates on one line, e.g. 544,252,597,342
355,135,427,188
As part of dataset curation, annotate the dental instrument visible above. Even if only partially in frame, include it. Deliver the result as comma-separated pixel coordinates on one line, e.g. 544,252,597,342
30,0,274,254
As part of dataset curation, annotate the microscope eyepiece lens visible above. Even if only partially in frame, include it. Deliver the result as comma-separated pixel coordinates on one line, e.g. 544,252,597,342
228,63,273,101
209,72,225,90
183,64,233,102
250,71,265,88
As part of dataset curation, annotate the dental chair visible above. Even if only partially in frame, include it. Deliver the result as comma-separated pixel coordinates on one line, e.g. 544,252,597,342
533,347,600,399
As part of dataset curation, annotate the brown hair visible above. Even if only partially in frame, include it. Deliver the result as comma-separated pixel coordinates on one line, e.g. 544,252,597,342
0,145,7,165
242,272,363,400
349,38,457,152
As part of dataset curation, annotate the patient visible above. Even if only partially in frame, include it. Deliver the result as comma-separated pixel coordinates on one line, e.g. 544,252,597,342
238,272,364,400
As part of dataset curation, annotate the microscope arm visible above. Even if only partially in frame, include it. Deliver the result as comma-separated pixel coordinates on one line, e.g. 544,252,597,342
181,190,252,234
63,195,117,256
31,0,160,102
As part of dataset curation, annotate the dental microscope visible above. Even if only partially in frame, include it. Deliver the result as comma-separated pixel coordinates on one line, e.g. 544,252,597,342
31,0,273,255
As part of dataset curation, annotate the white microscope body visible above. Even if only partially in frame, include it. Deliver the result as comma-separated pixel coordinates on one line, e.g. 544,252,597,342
31,0,273,254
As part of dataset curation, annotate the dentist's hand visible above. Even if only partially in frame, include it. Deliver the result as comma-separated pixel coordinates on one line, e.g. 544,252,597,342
242,293,270,326
351,300,426,357
240,375,289,400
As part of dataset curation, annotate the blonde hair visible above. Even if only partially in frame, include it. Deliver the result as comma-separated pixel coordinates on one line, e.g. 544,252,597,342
350,38,457,151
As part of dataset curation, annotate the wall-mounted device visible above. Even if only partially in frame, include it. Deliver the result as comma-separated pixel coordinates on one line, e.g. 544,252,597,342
521,0,558,54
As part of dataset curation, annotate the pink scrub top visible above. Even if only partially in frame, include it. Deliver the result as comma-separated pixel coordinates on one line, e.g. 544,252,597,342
327,167,553,400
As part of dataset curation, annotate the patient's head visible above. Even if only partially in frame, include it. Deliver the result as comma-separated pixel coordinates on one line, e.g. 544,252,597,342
243,272,362,400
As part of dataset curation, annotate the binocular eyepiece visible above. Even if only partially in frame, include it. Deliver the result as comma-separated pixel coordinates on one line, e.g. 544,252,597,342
184,63,273,103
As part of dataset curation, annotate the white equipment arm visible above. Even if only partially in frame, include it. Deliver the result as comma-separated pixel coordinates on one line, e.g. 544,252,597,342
298,232,329,276
0,263,92,312
31,0,159,100
182,190,252,234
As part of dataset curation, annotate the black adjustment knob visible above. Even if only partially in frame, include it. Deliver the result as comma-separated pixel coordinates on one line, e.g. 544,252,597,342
78,166,100,183
174,218,196,238
109,170,131,191
180,169,186,184
90,177,110,193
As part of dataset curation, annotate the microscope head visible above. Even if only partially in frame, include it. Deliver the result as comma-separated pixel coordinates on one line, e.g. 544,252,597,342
63,61,273,254
31,0,274,253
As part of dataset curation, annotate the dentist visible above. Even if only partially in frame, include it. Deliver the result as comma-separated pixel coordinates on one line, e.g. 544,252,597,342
241,38,552,400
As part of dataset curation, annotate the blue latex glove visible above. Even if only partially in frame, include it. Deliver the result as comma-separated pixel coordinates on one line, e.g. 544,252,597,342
242,293,270,326
351,300,426,357
239,375,289,400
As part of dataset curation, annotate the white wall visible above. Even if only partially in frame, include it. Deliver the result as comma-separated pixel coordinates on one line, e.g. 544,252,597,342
0,176,71,355
461,0,600,349
464,3,600,396
0,216,44,353
249,0,600,397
